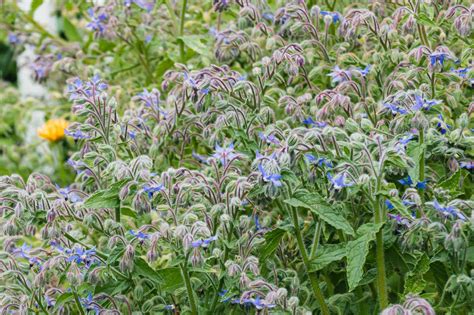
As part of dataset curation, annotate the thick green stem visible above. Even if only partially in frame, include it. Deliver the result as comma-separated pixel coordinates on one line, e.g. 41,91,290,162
181,263,198,315
179,0,188,61
310,220,322,260
290,207,330,315
115,206,121,223
73,290,86,315
374,179,388,309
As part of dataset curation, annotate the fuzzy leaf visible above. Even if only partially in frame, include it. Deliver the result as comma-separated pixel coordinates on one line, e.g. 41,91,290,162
284,193,355,236
134,258,183,292
346,234,372,291
83,180,128,209
404,254,430,295
178,35,211,57
260,228,286,260
310,243,346,271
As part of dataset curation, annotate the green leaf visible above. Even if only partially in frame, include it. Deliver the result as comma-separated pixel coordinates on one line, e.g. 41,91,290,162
83,180,128,209
134,258,184,292
260,228,286,260
178,35,211,57
346,234,372,291
438,170,460,192
155,58,174,80
53,292,73,312
416,13,437,27
29,0,43,15
284,193,355,236
121,206,137,219
62,17,82,42
310,243,346,271
404,254,430,295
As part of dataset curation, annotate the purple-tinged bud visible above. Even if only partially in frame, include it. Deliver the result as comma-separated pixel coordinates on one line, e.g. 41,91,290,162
147,246,158,263
277,288,288,301
239,272,250,287
334,115,345,127
403,296,435,315
175,225,187,238
120,245,135,272
225,260,241,276
3,218,18,235
447,157,459,173
25,224,36,236
14,203,23,217
380,304,406,315
88,267,102,284
67,263,82,286
191,248,203,266
182,233,193,250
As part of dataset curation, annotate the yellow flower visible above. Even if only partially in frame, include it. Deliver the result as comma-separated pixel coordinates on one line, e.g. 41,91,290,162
37,118,69,142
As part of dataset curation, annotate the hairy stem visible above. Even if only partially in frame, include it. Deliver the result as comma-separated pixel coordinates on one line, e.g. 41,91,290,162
374,177,388,309
179,0,188,61
181,262,198,315
290,206,330,315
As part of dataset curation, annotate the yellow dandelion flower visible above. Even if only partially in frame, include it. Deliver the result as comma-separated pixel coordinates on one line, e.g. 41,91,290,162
37,118,69,142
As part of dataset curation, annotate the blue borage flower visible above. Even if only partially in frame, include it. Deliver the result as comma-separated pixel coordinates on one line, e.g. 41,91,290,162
81,293,100,314
432,200,467,221
8,33,19,45
328,66,351,84
143,182,164,199
385,199,394,210
56,185,83,203
124,0,155,12
64,129,91,140
213,142,237,166
255,150,277,163
460,161,473,170
192,151,209,164
327,172,354,190
66,246,97,267
320,11,341,24
86,8,108,35
305,154,333,168
412,95,442,111
398,175,427,190
258,164,282,187
429,52,450,66
355,64,372,77
129,229,150,241
302,117,328,128
451,67,470,78
387,213,411,226
192,235,218,248
45,296,55,308
384,103,408,115
385,199,416,210
258,132,280,145
436,114,451,135
254,214,261,231
232,296,276,310
219,289,232,303
12,243,43,267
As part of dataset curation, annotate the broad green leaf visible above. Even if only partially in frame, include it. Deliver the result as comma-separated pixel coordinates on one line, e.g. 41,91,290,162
284,193,355,236
260,228,286,260
404,254,430,295
310,243,346,271
178,35,211,57
62,17,82,42
121,206,137,219
53,292,73,312
134,258,184,292
346,234,372,291
83,180,128,209
30,0,43,15
438,170,460,192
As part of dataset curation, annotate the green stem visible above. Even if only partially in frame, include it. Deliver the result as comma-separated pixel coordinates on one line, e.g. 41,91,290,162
73,290,86,315
290,206,330,315
115,206,121,223
310,220,322,260
179,0,188,61
418,128,425,204
180,262,198,315
374,178,388,309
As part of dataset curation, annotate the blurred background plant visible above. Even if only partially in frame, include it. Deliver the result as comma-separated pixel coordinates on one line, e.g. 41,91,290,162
0,0,472,314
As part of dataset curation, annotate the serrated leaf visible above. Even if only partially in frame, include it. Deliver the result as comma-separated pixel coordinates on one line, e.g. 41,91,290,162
346,234,372,291
438,170,460,192
284,193,354,236
260,228,286,260
310,243,346,271
404,254,430,295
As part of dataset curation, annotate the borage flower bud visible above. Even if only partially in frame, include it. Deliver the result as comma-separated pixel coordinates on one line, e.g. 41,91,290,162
288,296,299,309
119,245,135,272
240,272,250,287
67,263,82,286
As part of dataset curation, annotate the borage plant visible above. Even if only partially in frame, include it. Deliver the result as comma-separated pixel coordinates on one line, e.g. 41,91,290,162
1,0,473,314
